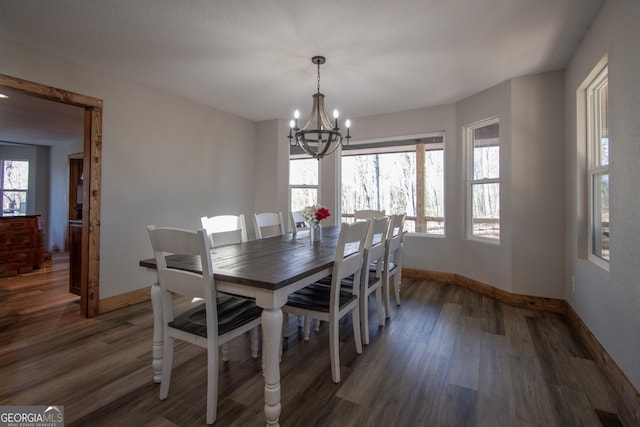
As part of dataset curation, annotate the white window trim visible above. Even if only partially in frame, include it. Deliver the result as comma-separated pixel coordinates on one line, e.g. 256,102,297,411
586,63,610,271
1,159,30,217
289,157,320,213
465,117,500,244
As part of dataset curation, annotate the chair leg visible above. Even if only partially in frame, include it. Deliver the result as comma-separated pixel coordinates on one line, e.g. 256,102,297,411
394,274,401,306
314,319,320,332
303,317,311,341
352,306,363,355
250,327,259,359
222,342,229,362
383,274,392,319
329,319,340,383
375,287,384,327
206,343,219,424
159,335,174,400
361,291,370,345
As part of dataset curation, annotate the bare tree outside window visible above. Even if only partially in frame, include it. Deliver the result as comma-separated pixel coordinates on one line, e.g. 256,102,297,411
1,160,29,216
289,158,318,211
467,120,500,240
425,148,445,234
341,139,445,234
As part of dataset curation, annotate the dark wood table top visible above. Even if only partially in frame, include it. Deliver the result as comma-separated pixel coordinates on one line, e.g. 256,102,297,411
140,225,341,291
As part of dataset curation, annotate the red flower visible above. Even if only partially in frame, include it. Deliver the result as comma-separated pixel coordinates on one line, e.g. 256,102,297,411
315,207,331,221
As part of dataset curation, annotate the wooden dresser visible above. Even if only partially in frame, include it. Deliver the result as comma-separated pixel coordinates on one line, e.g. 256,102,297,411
0,215,44,277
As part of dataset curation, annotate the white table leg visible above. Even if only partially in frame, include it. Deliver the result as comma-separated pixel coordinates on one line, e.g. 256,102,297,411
150,282,163,383
262,307,283,427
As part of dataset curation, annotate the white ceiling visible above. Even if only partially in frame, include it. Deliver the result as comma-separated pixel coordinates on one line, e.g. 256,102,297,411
0,0,603,146
0,86,85,147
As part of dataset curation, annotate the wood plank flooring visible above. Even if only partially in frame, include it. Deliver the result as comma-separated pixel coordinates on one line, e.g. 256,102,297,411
0,258,632,426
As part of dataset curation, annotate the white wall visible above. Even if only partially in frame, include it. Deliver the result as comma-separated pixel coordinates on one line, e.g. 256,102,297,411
253,119,291,237
0,37,257,298
565,0,640,390
511,71,566,298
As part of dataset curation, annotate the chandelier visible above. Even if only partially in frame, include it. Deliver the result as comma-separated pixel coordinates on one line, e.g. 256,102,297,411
288,56,351,159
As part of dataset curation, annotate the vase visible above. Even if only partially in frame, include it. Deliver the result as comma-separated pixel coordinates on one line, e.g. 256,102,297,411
310,221,322,244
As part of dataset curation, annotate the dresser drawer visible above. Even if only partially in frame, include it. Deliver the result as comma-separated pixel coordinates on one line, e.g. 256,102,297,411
0,218,32,230
3,233,34,247
0,216,43,277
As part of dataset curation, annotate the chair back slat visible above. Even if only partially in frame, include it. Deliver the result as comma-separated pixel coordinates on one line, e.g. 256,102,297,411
161,269,206,299
387,214,406,258
253,212,286,239
354,209,385,221
364,216,390,279
201,214,248,247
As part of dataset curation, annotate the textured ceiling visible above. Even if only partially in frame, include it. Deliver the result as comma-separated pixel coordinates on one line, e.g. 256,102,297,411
0,0,603,145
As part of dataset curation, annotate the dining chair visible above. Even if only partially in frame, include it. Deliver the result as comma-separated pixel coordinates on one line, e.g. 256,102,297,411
376,213,406,318
147,225,262,425
358,215,390,344
283,220,371,383
289,210,307,235
253,211,286,239
354,209,385,221
314,216,389,345
200,214,248,246
201,214,257,361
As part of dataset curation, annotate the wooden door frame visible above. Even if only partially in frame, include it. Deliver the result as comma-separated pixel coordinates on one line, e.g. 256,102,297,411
0,73,102,317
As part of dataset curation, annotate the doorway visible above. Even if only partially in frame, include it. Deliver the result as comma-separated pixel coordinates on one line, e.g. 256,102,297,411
0,74,103,317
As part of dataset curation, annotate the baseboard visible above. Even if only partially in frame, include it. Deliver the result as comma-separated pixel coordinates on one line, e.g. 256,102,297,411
403,267,640,425
402,268,564,313
564,303,640,425
98,288,150,314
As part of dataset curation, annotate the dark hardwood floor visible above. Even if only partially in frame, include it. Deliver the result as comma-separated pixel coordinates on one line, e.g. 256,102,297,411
0,256,632,426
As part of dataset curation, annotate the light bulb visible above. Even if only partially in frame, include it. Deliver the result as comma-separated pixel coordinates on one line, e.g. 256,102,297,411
294,110,300,119
333,109,339,119
289,119,295,128
345,119,351,128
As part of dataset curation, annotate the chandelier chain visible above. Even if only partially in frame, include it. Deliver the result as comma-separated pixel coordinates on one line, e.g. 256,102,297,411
317,61,321,94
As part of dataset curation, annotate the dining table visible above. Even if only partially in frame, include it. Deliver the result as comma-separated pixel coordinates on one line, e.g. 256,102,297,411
139,225,342,427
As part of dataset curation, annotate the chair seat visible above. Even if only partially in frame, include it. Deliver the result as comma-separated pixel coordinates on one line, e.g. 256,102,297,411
369,261,397,273
316,274,379,290
169,295,262,337
286,284,357,312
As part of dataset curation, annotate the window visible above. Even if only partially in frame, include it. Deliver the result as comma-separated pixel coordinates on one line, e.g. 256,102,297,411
423,143,445,234
341,136,445,234
1,160,29,216
289,157,318,212
466,118,500,241
587,65,609,267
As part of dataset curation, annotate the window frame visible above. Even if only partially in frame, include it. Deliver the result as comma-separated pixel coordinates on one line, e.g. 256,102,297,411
586,64,610,271
339,133,445,236
1,159,30,217
465,117,500,243
289,155,319,213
